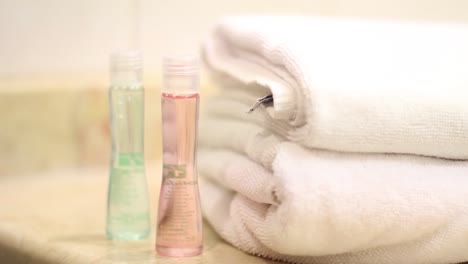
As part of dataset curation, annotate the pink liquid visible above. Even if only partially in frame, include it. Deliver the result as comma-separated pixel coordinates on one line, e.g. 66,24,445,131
157,92,203,257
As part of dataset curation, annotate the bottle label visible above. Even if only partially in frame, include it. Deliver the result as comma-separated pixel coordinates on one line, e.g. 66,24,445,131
157,163,202,247
163,164,187,178
118,153,144,167
107,152,150,238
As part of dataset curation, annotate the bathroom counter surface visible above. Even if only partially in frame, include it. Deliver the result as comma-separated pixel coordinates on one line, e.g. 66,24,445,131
0,164,274,264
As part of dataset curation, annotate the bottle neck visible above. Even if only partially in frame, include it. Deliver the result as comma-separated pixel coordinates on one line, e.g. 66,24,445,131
162,56,199,94
162,74,199,94
111,68,143,88
110,51,143,88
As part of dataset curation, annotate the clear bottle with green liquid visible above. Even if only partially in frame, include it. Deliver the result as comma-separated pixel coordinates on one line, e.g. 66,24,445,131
106,51,150,240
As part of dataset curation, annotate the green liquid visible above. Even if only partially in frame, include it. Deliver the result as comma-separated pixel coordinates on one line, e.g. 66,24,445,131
106,87,150,240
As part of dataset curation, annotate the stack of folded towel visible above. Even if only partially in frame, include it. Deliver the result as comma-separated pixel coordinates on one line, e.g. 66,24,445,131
199,16,468,264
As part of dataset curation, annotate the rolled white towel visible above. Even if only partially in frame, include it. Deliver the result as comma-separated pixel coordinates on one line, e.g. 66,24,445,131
203,16,468,159
200,142,468,264
199,102,468,263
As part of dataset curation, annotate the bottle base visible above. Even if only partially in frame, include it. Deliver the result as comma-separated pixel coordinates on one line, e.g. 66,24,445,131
106,230,149,241
156,245,203,257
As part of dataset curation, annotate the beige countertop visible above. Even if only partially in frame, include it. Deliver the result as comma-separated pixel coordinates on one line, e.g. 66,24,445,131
0,164,276,264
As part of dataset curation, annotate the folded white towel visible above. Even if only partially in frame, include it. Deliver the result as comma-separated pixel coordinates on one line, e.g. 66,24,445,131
199,119,468,263
204,16,468,159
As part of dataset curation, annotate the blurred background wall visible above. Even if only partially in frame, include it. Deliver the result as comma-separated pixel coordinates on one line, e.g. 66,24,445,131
1,0,468,176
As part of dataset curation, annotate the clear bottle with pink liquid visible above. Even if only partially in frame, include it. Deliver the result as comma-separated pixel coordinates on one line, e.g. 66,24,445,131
156,57,203,257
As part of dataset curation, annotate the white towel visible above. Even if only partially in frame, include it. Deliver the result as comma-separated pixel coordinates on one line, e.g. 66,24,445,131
203,16,468,159
199,115,468,264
